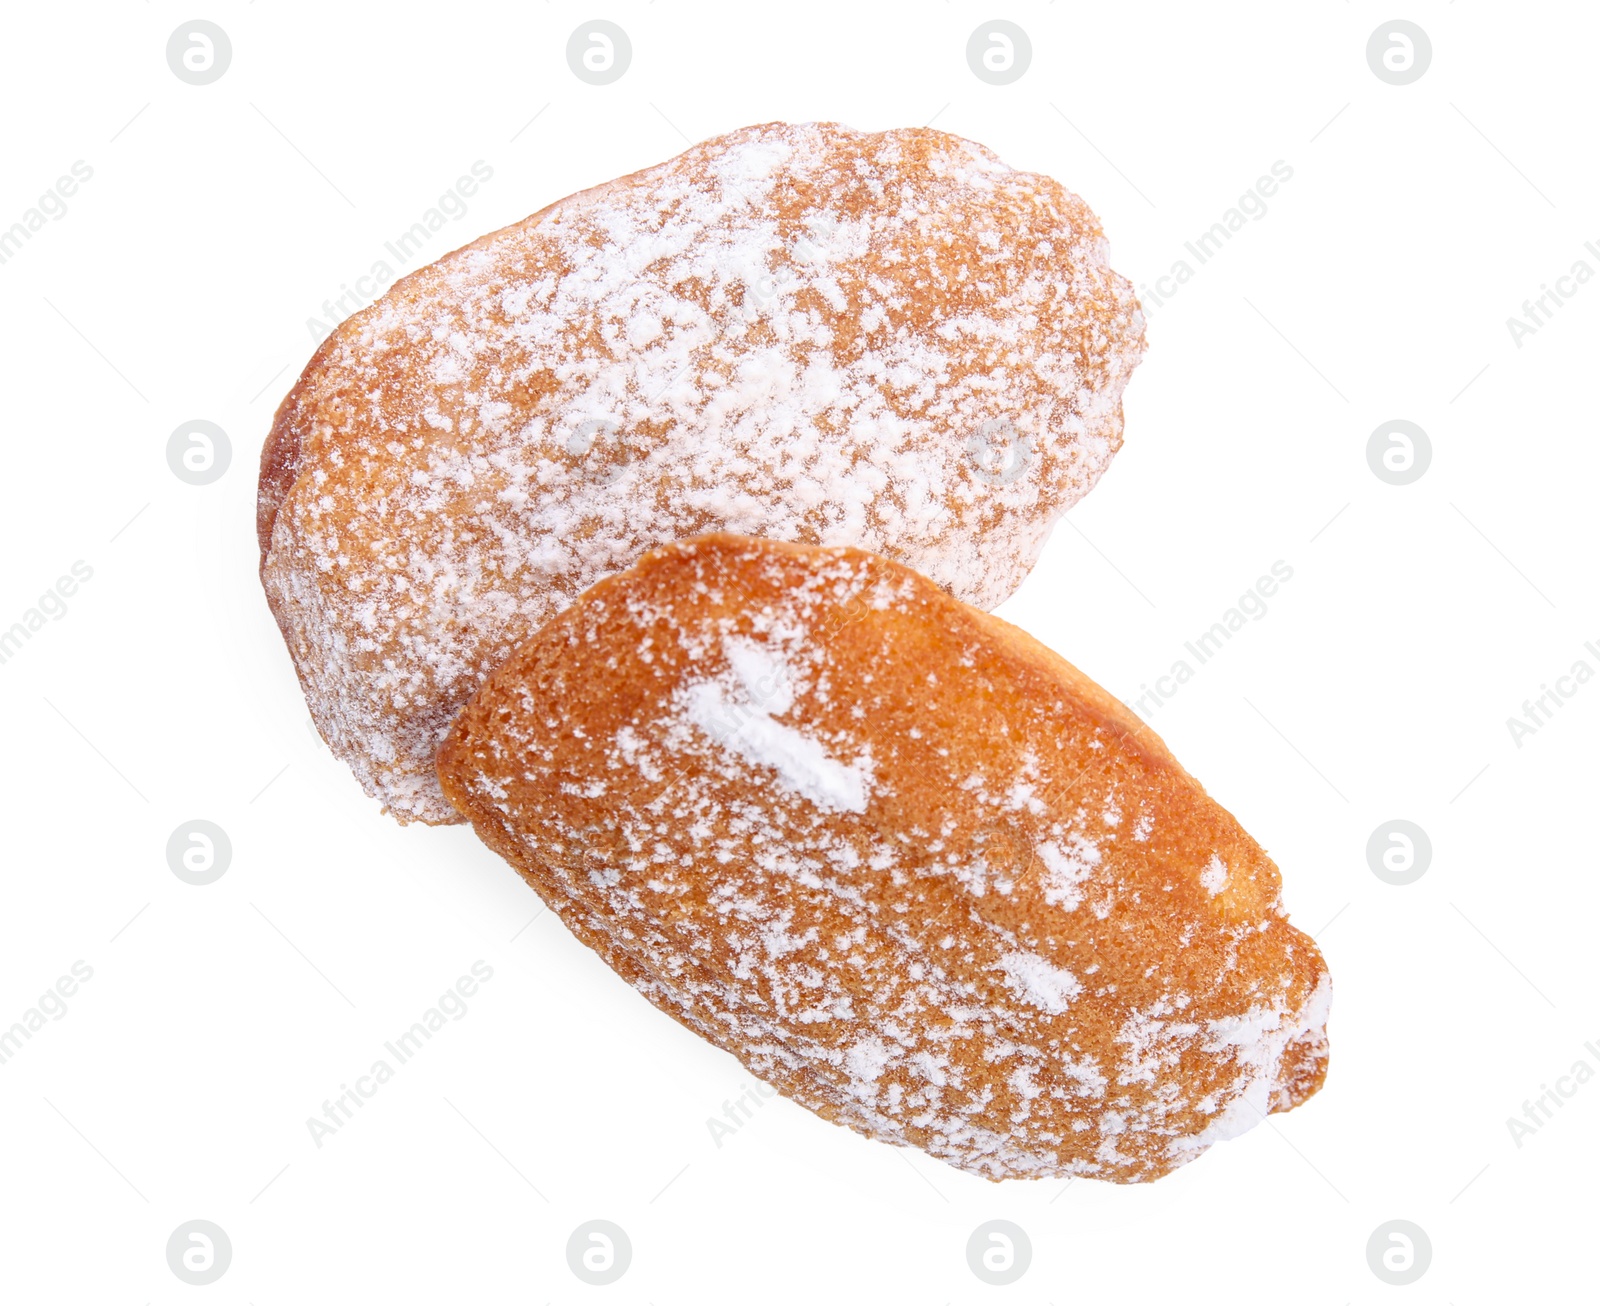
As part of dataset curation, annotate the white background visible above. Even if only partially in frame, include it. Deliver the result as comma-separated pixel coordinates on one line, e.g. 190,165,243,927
1,2,1595,1301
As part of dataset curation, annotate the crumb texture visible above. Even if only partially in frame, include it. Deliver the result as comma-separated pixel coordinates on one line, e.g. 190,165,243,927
259,121,1146,822
438,535,1329,1183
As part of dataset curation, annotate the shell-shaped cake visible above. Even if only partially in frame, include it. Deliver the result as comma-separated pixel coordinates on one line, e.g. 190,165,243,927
437,535,1329,1182
258,121,1145,822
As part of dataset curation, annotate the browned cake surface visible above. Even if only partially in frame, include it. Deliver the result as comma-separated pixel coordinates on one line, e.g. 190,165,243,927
438,535,1329,1182
258,121,1145,823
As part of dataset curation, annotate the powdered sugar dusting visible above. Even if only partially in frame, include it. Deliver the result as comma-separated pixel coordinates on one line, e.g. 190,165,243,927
998,950,1083,1015
1169,970,1333,1160
260,121,1146,822
443,537,1330,1184
844,1036,894,1100
683,638,872,813
1037,835,1102,909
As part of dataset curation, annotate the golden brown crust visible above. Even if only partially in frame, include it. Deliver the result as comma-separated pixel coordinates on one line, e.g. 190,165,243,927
254,170,644,565
438,534,1328,1182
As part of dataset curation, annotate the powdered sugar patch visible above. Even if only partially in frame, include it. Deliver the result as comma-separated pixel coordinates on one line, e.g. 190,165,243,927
997,950,1082,1015
1037,835,1101,909
683,637,872,813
